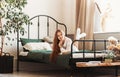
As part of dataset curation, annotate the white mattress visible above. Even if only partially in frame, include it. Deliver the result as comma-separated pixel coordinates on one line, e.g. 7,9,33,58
19,51,29,56
72,52,106,58
19,51,107,58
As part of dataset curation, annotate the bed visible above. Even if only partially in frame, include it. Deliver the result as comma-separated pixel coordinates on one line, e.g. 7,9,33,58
16,15,111,72
17,15,69,71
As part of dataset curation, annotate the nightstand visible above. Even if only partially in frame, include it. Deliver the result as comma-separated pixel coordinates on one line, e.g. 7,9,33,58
0,54,14,73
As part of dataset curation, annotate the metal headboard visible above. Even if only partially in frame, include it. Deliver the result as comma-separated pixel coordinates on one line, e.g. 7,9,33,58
27,15,67,39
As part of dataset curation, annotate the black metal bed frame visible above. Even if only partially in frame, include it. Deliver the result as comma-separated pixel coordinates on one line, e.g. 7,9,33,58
16,15,120,76
71,39,108,59
16,15,67,71
70,40,120,77
70,40,107,68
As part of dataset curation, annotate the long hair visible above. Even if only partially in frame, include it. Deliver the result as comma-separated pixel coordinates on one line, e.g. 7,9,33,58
50,29,64,62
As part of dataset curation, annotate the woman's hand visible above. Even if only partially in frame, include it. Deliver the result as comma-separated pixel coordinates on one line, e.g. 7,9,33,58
58,40,64,48
60,50,70,55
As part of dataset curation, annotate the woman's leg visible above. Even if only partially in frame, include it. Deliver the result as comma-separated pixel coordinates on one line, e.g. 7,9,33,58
74,28,86,51
76,28,86,40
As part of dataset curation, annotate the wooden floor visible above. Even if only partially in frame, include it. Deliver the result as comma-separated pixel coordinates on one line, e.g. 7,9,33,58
0,62,120,77
0,69,119,77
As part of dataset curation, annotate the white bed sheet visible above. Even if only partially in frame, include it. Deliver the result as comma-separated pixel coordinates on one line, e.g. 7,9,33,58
73,52,106,58
19,51,29,56
19,50,107,59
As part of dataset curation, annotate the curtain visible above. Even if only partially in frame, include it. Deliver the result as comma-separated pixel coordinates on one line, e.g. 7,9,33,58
76,0,95,50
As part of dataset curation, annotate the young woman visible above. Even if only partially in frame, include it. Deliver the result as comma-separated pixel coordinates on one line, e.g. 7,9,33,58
50,28,86,62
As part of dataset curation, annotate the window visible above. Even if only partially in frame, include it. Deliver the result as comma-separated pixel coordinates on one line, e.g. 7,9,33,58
95,0,120,32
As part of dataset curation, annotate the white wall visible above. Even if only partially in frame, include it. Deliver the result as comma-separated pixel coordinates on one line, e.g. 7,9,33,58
23,0,76,34
3,0,76,58
62,0,76,34
24,0,63,21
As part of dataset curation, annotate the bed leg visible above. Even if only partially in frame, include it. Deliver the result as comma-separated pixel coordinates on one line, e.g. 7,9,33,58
70,69,73,77
115,66,118,77
16,59,19,72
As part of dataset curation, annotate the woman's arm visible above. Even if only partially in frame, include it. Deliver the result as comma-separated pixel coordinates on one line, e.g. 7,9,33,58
60,37,72,54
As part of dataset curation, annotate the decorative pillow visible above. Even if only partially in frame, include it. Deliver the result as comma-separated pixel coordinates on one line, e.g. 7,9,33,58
43,36,54,44
20,38,44,46
20,38,44,52
23,42,52,51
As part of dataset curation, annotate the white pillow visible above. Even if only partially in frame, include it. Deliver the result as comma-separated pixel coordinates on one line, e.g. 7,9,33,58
43,36,54,43
23,42,52,51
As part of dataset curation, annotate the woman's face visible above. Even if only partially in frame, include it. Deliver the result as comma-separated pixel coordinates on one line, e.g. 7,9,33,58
57,31,65,41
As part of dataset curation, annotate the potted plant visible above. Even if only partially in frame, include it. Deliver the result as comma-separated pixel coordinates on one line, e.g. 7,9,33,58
0,0,31,56
104,50,116,63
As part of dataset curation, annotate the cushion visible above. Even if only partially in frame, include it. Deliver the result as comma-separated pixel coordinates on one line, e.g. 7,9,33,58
23,42,52,51
20,38,44,46
43,36,54,44
20,38,44,51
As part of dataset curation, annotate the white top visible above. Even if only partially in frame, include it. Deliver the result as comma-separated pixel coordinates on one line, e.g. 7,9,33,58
60,37,72,53
60,37,79,53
